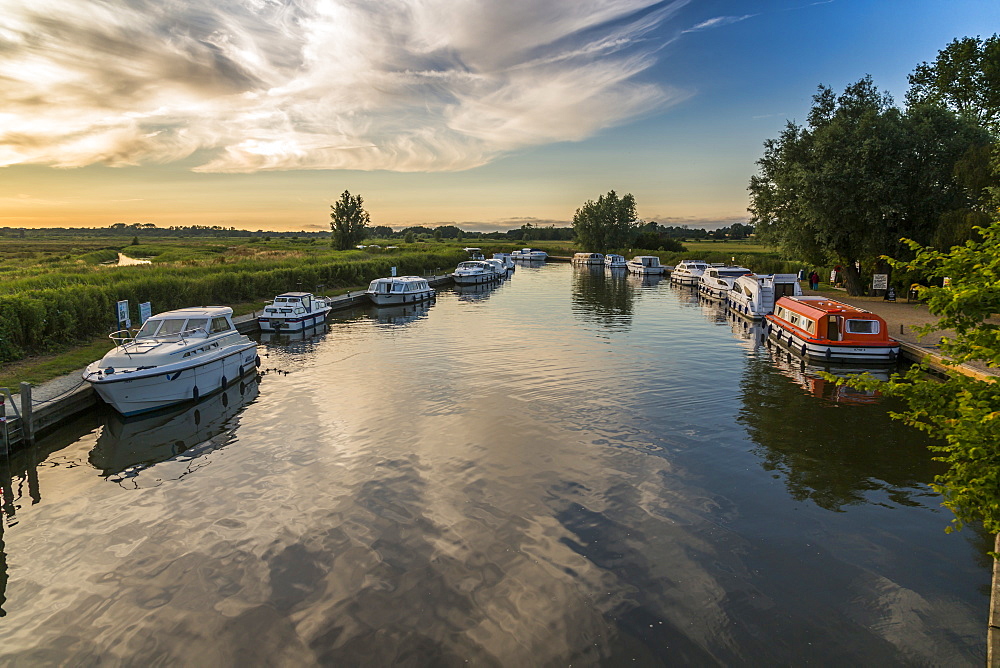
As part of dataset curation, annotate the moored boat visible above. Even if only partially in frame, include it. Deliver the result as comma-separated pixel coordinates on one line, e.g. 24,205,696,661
258,292,332,331
698,265,752,300
572,252,604,265
464,247,486,260
366,276,436,306
452,260,505,285
493,252,516,271
83,306,259,416
764,296,899,363
604,253,627,269
669,259,709,286
727,273,802,320
511,248,548,261
626,255,665,275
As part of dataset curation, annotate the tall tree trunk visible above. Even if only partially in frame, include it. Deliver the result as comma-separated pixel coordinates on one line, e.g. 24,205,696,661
842,263,864,296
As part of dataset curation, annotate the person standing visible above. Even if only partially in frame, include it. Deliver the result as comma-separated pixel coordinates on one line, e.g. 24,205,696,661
808,270,820,290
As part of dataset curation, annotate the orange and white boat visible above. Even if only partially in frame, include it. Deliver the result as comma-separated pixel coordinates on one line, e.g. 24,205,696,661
763,296,899,363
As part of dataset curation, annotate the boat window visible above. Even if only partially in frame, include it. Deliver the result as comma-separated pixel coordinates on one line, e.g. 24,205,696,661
846,319,879,334
158,319,186,336
135,319,162,338
295,308,304,314
369,281,380,291
211,316,231,333
185,318,210,334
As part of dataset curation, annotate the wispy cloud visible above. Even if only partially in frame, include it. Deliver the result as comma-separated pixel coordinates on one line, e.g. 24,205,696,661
0,0,688,173
681,14,756,33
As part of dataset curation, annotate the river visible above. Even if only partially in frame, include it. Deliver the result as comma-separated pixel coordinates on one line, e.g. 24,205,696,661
0,263,989,664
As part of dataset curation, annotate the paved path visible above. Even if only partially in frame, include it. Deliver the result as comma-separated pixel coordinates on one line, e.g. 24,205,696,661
803,287,999,378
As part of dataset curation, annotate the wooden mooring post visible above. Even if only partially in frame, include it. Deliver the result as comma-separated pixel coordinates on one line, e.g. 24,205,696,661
19,382,32,446
990,533,1000,668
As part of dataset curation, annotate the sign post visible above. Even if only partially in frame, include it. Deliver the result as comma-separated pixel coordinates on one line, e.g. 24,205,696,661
391,266,397,277
116,300,131,329
139,302,152,324
871,274,888,296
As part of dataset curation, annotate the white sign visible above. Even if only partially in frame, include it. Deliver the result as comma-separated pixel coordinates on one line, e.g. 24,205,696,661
116,300,131,329
872,274,888,291
829,270,837,284
391,266,397,277
139,302,152,324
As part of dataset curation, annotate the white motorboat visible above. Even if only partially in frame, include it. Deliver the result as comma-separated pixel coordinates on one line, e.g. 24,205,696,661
452,260,504,285
604,254,627,269
366,276,436,306
727,273,802,319
510,248,547,261
626,255,665,275
492,252,516,271
572,252,604,265
669,259,710,286
83,306,259,417
258,292,332,332
698,265,752,300
482,258,510,278
464,247,486,260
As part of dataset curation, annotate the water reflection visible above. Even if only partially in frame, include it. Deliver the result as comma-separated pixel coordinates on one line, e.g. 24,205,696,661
369,299,434,326
454,280,504,302
727,313,766,351
738,354,939,511
571,264,636,329
259,322,329,346
89,376,260,486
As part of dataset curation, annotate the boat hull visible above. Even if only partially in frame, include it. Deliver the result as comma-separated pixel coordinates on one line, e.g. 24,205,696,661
452,272,503,285
627,265,664,275
85,344,259,416
764,321,899,363
670,273,700,285
258,307,331,332
367,290,435,306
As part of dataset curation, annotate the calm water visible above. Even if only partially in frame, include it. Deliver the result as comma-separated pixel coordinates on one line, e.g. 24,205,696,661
0,263,990,665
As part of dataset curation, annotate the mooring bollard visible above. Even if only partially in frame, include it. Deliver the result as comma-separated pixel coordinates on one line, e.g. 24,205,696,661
19,382,32,446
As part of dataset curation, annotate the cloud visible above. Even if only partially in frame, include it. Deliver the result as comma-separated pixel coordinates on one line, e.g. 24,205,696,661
0,0,688,173
680,14,755,33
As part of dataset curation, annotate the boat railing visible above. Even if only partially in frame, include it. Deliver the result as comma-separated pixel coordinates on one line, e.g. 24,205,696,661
109,329,137,348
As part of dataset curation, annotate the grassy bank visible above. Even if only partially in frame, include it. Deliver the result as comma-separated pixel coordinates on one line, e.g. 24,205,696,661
0,236,466,365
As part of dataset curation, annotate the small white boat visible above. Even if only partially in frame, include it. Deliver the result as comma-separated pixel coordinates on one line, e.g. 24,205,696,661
669,259,710,286
366,276,436,306
727,273,802,320
492,252,516,271
83,306,259,417
698,265,752,300
482,258,510,278
510,248,548,261
464,247,486,260
572,252,604,265
604,254,627,269
452,260,505,285
258,292,332,332
626,255,665,275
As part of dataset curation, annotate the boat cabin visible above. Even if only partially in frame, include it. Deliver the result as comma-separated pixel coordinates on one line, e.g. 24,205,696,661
266,292,316,316
135,306,235,341
771,296,891,344
572,252,604,264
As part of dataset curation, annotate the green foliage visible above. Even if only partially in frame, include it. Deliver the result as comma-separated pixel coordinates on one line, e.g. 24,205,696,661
573,190,639,252
749,76,990,295
906,34,1000,135
836,220,1000,540
330,190,370,250
404,232,415,244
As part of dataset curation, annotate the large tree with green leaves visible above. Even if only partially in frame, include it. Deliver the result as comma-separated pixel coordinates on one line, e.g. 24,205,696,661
330,190,370,250
906,34,1000,135
573,190,639,252
749,76,988,295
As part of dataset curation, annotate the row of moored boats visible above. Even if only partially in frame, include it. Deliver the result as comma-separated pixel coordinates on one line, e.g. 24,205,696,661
81,250,898,419
669,259,900,364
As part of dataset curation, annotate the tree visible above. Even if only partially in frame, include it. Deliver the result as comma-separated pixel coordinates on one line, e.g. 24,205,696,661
835,220,1000,545
369,225,394,239
749,77,988,295
573,190,639,252
906,34,1000,135
330,190,370,250
403,231,415,244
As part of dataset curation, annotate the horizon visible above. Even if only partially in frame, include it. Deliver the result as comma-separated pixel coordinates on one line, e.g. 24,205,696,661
0,0,996,232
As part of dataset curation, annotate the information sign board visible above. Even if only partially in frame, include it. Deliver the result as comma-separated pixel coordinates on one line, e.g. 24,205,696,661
139,302,152,324
116,300,131,329
872,274,888,291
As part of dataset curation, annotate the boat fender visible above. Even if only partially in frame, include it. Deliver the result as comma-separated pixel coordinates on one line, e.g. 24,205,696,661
221,375,227,389
239,365,244,377
255,355,262,368
193,386,199,401
801,343,807,357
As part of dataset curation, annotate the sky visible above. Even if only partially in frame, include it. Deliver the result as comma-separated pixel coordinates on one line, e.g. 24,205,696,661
0,0,997,232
